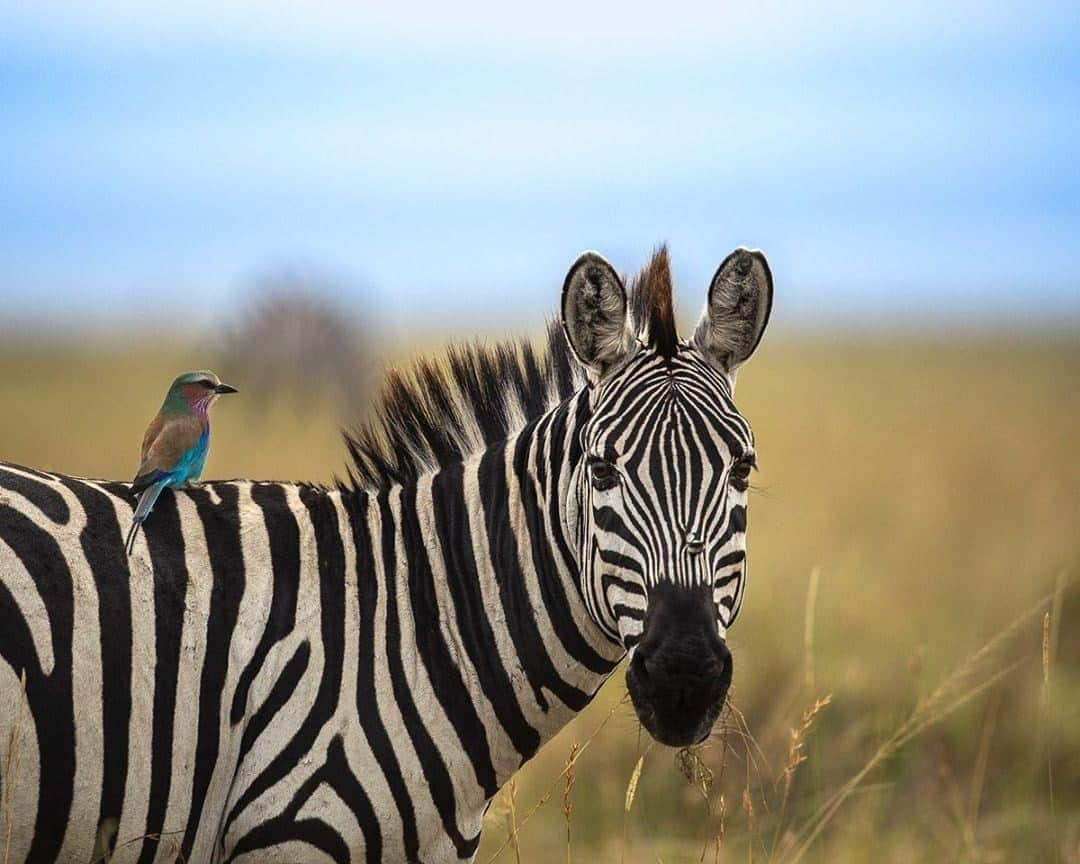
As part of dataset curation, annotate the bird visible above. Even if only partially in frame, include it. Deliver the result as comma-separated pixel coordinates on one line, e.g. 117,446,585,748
125,370,237,555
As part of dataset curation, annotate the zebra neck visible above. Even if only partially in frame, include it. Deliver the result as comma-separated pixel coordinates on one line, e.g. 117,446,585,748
365,402,624,792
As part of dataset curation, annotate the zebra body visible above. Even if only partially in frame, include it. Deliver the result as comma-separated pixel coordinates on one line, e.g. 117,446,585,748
0,246,773,862
0,453,617,862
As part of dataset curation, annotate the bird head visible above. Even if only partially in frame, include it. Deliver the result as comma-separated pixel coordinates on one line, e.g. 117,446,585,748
165,370,238,416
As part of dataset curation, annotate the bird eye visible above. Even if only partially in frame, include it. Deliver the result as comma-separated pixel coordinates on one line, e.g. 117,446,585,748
203,379,216,388
589,458,619,491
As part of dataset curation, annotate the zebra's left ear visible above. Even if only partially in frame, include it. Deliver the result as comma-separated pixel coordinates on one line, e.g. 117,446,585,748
694,248,773,382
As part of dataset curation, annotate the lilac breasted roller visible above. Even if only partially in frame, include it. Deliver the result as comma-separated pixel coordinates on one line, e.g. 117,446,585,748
125,370,237,555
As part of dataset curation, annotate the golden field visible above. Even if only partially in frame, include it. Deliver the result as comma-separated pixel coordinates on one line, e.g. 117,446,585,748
1,331,1077,863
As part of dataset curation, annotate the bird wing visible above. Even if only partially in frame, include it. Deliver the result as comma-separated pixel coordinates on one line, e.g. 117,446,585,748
133,413,205,491
139,412,166,464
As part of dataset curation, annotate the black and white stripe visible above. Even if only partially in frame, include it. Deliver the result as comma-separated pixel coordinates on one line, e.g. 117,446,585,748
0,245,772,862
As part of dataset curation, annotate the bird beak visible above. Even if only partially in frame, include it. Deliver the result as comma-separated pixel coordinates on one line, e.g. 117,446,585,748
214,383,238,394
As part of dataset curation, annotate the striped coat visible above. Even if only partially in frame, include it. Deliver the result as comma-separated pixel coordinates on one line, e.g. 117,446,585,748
0,460,621,862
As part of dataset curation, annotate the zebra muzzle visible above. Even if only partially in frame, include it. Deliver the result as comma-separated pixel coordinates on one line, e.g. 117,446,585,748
625,582,732,746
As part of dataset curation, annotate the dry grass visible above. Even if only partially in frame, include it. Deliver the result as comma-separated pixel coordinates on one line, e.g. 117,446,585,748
483,696,628,864
563,742,578,864
482,591,1060,864
2,331,1079,862
87,828,187,864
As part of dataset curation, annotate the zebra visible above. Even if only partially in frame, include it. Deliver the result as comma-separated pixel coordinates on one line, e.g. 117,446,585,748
0,244,773,863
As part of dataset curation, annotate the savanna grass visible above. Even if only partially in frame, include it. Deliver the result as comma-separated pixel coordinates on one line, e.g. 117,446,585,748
2,332,1078,862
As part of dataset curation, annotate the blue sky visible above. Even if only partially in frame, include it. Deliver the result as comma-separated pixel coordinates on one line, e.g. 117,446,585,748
2,2,1078,331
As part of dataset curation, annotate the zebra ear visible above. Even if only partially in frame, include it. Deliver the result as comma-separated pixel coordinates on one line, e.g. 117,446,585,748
694,248,773,381
561,251,632,377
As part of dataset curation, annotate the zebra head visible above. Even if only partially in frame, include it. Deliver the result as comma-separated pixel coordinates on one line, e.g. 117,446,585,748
561,247,773,747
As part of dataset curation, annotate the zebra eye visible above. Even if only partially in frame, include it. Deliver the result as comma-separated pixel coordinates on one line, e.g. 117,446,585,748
589,458,619,491
729,455,755,490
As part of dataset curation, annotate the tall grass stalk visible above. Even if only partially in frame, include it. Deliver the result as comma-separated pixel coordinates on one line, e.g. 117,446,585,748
1040,603,1058,861
781,591,1055,863
770,695,831,858
563,743,578,864
621,744,648,864
803,567,821,693
624,754,645,814
964,690,999,855
484,694,628,863
507,779,522,864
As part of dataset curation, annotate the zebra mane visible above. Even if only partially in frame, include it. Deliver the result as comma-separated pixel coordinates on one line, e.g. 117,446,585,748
342,248,677,490
630,245,679,359
341,321,583,489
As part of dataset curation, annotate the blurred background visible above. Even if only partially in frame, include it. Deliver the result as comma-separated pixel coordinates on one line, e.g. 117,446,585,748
1,2,1078,861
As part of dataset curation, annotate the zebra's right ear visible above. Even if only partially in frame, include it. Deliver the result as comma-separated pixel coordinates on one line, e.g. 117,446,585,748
561,251,632,378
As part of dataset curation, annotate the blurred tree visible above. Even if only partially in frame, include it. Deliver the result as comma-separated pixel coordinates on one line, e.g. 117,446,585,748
222,272,376,423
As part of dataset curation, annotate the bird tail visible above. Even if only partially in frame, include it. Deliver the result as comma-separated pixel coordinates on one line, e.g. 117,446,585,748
126,479,169,557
